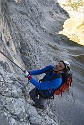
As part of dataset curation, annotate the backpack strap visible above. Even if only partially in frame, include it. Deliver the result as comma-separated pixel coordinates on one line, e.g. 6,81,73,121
39,70,62,83
39,69,50,83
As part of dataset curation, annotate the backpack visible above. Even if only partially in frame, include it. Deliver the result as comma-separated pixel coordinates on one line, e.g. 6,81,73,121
36,71,72,99
54,73,72,96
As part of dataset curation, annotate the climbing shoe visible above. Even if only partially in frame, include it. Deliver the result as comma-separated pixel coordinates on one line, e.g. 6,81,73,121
32,104,47,110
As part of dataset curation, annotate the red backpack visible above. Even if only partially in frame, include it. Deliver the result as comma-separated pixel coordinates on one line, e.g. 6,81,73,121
37,72,72,99
54,73,72,95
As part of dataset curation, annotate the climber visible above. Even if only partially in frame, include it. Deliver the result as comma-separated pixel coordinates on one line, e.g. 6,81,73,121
24,60,70,110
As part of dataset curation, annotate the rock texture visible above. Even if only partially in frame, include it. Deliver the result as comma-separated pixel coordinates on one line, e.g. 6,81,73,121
0,0,84,125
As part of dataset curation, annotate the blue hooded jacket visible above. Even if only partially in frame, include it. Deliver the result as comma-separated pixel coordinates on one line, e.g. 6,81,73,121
29,65,62,91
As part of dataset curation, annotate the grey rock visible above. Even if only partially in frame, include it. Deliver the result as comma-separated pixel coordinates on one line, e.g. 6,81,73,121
0,0,84,125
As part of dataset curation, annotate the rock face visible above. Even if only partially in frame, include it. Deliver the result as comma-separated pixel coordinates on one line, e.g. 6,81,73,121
0,0,84,125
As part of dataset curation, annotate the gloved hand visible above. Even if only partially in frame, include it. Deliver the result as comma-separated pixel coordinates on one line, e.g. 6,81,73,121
24,70,29,78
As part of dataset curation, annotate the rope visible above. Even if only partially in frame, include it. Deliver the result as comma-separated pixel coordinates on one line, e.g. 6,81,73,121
0,50,24,72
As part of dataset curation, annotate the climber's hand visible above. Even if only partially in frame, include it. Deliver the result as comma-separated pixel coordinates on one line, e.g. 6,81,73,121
24,70,29,78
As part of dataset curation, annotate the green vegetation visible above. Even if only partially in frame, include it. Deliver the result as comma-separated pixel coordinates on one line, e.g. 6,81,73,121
70,1,83,11
63,0,84,11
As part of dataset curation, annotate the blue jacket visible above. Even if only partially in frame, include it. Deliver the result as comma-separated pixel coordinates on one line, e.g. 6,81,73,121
29,65,62,91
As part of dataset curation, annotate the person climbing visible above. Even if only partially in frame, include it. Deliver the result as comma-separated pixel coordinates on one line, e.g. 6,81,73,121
24,60,70,110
